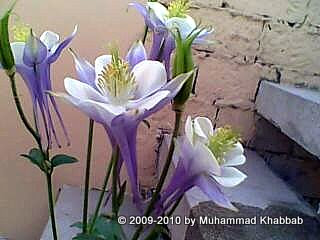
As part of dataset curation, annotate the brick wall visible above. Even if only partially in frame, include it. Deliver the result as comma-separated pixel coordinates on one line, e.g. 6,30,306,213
157,0,320,144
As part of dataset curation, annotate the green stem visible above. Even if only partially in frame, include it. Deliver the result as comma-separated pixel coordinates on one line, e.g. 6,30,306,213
9,73,42,150
142,26,148,45
131,110,183,240
82,119,95,233
46,173,58,240
89,150,115,233
9,73,58,238
112,147,120,215
142,188,184,239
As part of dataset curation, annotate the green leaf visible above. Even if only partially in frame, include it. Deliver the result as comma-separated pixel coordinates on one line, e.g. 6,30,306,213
51,154,78,168
21,148,45,171
70,221,83,229
72,233,105,240
92,216,127,240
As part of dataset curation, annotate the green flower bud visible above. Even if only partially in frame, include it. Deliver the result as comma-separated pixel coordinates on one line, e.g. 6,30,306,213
0,1,17,76
172,30,196,110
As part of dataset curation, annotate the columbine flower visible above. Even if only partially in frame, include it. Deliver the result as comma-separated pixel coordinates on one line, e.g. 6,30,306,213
186,117,247,187
0,25,77,148
130,0,212,77
52,42,193,207
157,116,247,213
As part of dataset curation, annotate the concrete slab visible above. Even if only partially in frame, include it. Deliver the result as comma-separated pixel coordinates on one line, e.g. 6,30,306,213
256,81,320,159
158,134,316,239
40,186,141,240
186,202,320,240
42,132,316,240
159,134,314,214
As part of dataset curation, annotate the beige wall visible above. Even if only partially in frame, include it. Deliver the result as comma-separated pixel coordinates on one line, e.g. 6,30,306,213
0,1,147,239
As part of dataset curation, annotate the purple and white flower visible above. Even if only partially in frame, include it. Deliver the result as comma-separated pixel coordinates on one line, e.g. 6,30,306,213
52,41,193,207
158,116,247,213
130,0,212,77
1,26,77,148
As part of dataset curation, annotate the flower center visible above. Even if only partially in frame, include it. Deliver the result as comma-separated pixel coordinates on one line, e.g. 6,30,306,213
168,0,190,18
12,22,30,42
97,48,136,105
207,126,240,165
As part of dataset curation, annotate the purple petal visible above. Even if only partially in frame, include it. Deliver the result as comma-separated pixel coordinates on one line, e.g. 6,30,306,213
161,35,175,79
49,94,71,146
37,93,52,147
23,31,48,67
195,175,237,211
48,25,77,63
17,61,70,148
15,65,36,96
149,31,164,60
160,158,188,203
109,117,142,210
69,48,96,88
129,2,154,30
193,29,213,45
126,41,147,69
162,181,194,213
42,64,70,146
104,126,125,174
39,63,61,148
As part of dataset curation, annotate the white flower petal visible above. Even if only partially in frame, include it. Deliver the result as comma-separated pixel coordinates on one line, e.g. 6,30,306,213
94,54,112,81
90,100,126,117
213,167,247,187
172,136,184,167
224,155,246,167
223,142,245,166
128,90,169,111
194,116,214,141
132,60,167,98
147,2,168,23
64,77,107,103
40,31,60,50
190,141,221,176
165,15,197,39
185,116,194,145
52,92,124,125
10,42,25,65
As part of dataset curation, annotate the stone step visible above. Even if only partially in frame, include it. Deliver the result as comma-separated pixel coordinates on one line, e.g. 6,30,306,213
42,134,319,240
256,80,320,159
157,134,319,240
40,186,142,240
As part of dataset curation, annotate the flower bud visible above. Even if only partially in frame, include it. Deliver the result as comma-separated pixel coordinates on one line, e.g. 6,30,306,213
172,31,195,110
0,1,16,76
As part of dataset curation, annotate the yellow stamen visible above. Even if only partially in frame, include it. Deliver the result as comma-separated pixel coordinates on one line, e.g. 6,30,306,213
168,0,190,18
207,126,241,165
97,48,136,105
12,22,30,42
